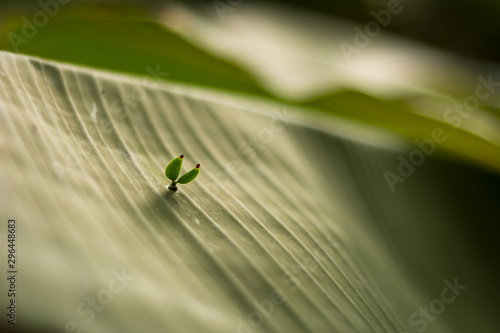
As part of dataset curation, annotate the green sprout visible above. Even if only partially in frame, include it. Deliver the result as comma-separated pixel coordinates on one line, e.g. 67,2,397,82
165,155,200,192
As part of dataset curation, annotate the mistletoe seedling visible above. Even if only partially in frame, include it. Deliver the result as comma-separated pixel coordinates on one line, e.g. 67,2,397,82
165,155,200,192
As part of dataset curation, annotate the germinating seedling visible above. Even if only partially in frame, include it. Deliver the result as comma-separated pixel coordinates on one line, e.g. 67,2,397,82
165,155,200,192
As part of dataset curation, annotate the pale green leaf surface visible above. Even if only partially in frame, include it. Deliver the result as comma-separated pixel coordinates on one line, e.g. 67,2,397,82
0,52,499,333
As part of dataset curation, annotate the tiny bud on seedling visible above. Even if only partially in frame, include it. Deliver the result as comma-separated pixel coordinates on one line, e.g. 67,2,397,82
165,155,200,192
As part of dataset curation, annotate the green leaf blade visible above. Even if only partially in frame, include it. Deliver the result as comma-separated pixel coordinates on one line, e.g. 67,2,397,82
177,164,200,184
165,155,184,181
